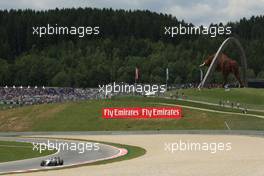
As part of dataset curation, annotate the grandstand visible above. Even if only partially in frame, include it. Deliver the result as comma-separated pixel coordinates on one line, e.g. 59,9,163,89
0,86,104,106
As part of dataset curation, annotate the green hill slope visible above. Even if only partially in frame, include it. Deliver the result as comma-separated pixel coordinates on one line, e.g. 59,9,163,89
0,89,264,131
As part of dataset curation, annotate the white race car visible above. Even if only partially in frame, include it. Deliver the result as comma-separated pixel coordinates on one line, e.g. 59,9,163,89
144,91,156,97
40,157,64,166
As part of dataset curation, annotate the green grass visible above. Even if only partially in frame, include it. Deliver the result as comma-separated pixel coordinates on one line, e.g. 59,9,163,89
166,88,264,109
0,104,8,110
0,141,56,163
89,140,146,165
1,91,264,131
13,137,146,175
36,137,146,166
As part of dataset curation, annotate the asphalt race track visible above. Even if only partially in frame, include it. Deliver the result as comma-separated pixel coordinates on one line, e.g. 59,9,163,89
0,137,127,175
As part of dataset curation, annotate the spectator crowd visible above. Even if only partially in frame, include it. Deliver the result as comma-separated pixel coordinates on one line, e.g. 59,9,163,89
0,86,104,106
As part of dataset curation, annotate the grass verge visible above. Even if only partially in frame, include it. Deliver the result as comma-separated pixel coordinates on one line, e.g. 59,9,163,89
4,137,146,175
0,140,55,163
1,91,264,131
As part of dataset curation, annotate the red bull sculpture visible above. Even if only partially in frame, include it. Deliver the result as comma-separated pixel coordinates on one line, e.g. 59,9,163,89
200,53,244,87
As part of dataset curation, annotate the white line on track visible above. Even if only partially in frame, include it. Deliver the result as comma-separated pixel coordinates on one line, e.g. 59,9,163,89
162,96,264,113
157,103,264,119
0,138,127,175
224,121,231,130
0,145,32,148
2,147,127,175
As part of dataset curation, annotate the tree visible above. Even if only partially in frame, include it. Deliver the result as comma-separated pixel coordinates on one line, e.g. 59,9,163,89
257,71,264,79
51,71,71,87
0,59,9,85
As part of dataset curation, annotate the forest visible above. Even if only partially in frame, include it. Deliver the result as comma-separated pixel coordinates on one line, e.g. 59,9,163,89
0,8,264,87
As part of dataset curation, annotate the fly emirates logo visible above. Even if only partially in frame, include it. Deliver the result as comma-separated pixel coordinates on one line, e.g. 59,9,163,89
102,107,182,119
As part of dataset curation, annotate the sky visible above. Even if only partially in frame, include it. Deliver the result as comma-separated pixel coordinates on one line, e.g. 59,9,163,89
0,0,264,25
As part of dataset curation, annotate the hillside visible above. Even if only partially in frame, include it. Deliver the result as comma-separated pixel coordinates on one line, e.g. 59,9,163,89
1,92,264,131
0,8,264,86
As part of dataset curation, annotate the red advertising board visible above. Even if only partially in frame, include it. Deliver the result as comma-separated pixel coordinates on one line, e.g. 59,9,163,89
102,107,182,119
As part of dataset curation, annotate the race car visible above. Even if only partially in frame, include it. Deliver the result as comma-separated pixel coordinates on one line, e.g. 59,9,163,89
40,157,64,166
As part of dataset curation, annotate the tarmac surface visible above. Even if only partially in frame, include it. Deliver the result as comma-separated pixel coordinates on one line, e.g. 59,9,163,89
0,137,126,175
0,131,264,176
28,133,264,176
